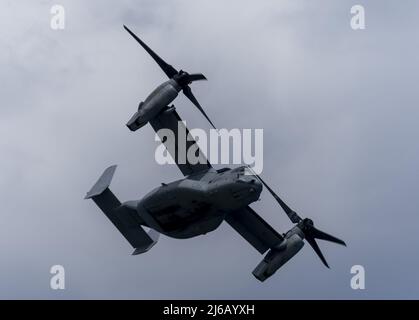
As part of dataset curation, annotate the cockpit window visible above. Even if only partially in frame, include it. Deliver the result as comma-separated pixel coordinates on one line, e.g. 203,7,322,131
216,168,231,174
232,166,254,176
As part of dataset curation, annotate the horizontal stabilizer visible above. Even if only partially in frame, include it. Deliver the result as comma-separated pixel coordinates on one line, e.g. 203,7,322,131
85,166,159,254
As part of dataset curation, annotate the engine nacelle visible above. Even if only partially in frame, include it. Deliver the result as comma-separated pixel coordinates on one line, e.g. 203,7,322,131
127,80,181,132
252,232,304,282
127,102,147,131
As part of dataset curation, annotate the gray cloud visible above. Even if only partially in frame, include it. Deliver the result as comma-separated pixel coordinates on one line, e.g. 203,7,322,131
0,0,418,298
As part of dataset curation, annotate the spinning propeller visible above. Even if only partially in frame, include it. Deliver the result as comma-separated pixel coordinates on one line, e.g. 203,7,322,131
123,25,215,128
248,167,346,268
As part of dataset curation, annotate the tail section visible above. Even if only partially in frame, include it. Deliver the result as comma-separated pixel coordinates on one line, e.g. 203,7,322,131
85,165,158,255
85,165,118,199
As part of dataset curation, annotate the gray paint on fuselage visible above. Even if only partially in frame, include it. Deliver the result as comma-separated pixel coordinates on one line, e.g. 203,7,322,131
121,166,262,239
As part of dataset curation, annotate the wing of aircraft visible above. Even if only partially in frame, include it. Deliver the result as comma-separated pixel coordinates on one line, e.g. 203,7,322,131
225,206,284,254
149,105,212,176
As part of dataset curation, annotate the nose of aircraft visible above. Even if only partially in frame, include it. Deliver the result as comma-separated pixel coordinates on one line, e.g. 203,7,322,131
238,175,262,194
249,177,263,194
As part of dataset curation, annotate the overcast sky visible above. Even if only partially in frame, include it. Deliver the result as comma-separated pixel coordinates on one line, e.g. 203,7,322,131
0,0,418,299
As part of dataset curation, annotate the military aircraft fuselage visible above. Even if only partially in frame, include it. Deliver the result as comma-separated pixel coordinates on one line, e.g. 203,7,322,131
127,79,181,131
123,167,262,239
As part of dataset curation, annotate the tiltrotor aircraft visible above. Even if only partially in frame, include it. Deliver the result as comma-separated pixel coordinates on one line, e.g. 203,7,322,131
85,26,345,281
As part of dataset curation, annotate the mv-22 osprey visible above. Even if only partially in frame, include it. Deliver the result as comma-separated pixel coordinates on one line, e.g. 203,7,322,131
85,26,346,281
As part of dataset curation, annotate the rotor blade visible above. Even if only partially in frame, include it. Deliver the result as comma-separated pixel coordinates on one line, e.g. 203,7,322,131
252,173,301,223
123,25,178,79
310,227,346,246
305,235,330,268
183,86,216,129
185,73,207,82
